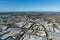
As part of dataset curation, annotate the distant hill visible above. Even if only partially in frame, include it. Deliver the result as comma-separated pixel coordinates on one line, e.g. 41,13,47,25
0,12,60,15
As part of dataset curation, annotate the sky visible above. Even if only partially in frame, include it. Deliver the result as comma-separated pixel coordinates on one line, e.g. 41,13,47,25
0,0,60,12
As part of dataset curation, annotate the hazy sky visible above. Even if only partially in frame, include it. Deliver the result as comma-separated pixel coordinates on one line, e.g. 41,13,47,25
0,0,60,12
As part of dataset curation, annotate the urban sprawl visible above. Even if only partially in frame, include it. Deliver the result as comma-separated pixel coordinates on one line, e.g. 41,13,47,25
0,12,60,40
